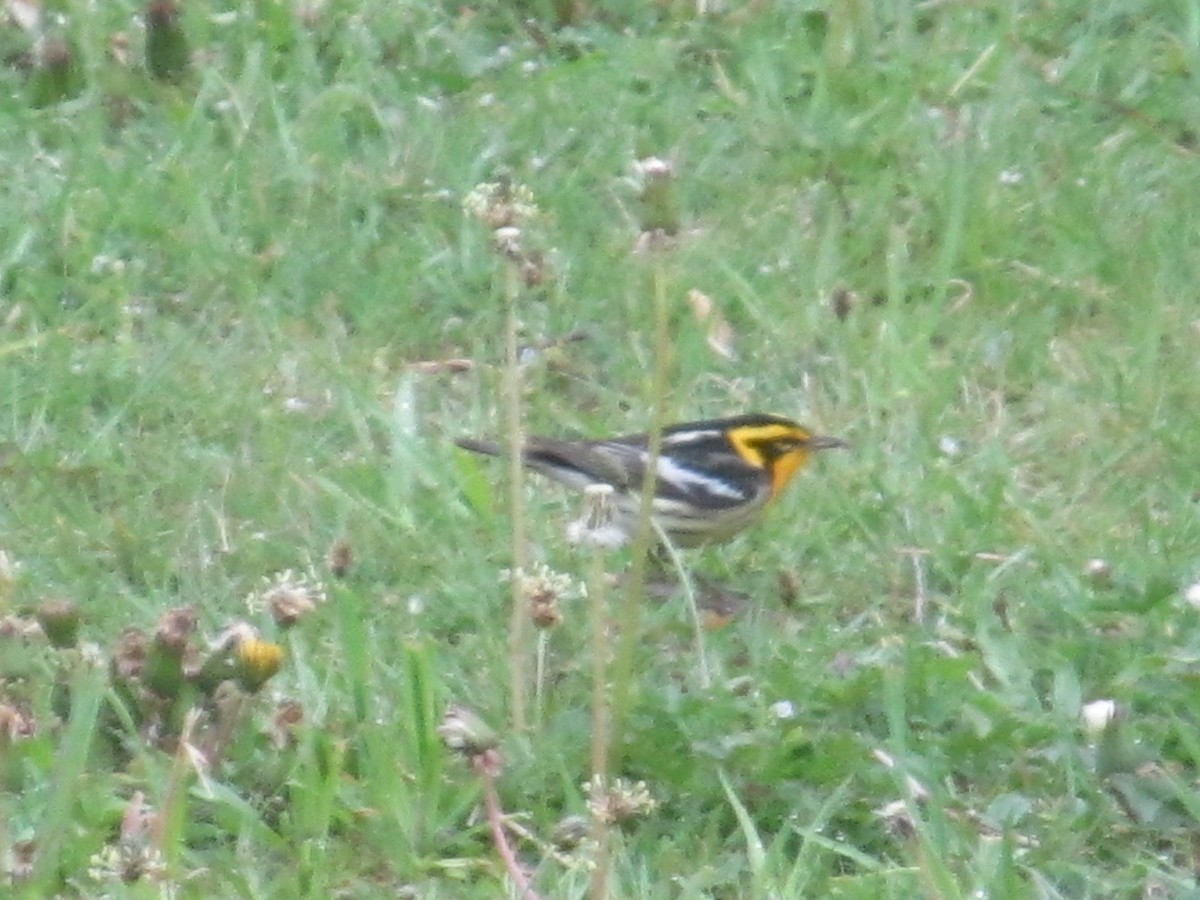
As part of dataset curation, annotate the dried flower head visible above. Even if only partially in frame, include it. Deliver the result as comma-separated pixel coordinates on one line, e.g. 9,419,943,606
269,699,304,749
144,609,200,698
250,569,326,628
518,248,550,287
0,614,43,640
7,839,35,882
530,599,562,629
154,606,197,655
145,0,179,28
567,483,627,549
87,841,166,885
875,799,918,841
36,599,80,648
111,627,148,681
437,705,499,757
550,814,591,851
584,775,658,826
492,225,525,262
502,563,585,630
88,792,165,886
0,702,35,746
462,179,539,230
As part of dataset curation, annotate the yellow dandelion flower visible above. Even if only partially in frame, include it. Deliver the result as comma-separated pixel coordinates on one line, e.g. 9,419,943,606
236,638,284,692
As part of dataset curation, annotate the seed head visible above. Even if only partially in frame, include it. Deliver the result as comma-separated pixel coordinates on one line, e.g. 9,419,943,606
462,179,538,230
567,483,627,549
503,562,585,630
584,775,658,825
251,569,326,628
437,705,499,757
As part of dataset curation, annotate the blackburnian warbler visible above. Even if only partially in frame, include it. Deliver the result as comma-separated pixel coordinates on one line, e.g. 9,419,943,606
456,413,846,547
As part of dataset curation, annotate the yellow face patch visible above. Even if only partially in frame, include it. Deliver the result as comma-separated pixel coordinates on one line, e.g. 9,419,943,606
726,424,813,499
767,447,809,497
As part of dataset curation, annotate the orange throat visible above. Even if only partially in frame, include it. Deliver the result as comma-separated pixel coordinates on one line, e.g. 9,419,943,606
770,450,809,499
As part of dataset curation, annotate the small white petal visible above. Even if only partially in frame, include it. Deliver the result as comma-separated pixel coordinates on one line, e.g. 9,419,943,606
1184,582,1200,610
937,435,961,456
1081,699,1118,735
769,700,795,720
1084,558,1112,583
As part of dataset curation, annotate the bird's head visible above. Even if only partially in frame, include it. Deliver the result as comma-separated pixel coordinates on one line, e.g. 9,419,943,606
724,413,847,498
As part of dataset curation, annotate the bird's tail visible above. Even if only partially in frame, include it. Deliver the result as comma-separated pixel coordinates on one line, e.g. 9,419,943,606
455,437,503,457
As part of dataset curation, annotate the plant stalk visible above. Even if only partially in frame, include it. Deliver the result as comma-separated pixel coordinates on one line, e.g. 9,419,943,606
503,259,529,731
588,537,611,900
609,246,671,768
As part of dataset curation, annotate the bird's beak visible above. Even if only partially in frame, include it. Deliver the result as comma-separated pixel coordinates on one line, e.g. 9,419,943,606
807,434,849,451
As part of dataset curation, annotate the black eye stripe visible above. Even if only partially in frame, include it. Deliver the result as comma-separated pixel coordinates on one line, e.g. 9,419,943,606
749,436,798,458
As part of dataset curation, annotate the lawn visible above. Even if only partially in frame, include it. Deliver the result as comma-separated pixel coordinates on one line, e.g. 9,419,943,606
2,0,1200,896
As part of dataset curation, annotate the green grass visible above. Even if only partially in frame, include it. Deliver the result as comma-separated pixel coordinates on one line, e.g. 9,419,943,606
3,0,1200,896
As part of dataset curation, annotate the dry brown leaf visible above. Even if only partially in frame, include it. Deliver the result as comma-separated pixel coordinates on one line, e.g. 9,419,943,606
686,289,737,360
407,358,473,374
109,31,130,66
328,537,353,578
830,286,857,321
269,699,304,749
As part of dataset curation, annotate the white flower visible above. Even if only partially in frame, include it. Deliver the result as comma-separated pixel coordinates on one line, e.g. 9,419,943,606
937,435,961,457
246,568,326,626
1084,558,1112,584
1080,699,1119,736
1184,581,1200,610
769,700,796,720
633,156,672,180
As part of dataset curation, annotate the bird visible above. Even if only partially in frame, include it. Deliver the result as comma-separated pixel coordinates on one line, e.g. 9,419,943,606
455,413,846,548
